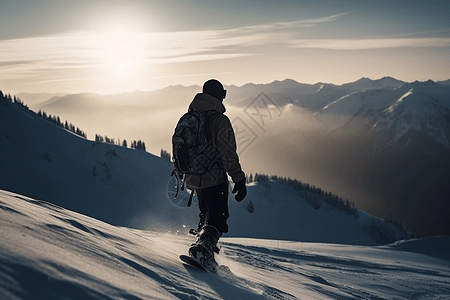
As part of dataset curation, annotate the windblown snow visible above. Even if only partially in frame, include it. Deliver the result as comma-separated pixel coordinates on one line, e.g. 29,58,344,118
1,190,449,300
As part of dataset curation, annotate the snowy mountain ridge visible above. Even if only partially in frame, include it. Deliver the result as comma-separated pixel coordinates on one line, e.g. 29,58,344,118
370,88,450,150
339,76,405,91
224,78,450,152
225,76,406,110
17,76,450,155
315,80,450,151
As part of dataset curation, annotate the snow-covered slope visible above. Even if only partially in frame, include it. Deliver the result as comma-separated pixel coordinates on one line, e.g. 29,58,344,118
0,95,179,229
315,81,450,151
370,88,450,151
1,190,449,300
0,92,409,246
313,89,399,130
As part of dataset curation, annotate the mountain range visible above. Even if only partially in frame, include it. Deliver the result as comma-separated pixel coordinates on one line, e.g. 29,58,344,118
13,76,450,237
17,76,450,154
230,78,450,238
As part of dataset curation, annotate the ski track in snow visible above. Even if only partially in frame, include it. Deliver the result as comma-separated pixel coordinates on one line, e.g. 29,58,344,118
1,190,450,300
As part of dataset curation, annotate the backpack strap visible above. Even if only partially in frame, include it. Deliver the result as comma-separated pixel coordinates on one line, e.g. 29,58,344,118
171,169,195,207
170,169,181,199
187,189,195,207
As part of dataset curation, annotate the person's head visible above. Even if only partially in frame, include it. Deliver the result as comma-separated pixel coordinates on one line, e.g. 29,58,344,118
202,79,226,101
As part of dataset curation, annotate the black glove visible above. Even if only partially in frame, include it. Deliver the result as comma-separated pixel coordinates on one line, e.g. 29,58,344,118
232,178,247,202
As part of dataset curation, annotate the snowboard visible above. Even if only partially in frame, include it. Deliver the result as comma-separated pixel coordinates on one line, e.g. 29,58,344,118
180,254,233,275
179,254,208,272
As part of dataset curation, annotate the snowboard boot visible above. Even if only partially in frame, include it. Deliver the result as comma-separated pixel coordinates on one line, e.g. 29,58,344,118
188,225,220,272
189,227,221,254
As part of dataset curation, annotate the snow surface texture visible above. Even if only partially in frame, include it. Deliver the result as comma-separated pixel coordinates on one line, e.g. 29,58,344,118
1,190,449,300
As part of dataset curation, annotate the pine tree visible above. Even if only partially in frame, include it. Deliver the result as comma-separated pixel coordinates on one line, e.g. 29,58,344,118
248,174,253,183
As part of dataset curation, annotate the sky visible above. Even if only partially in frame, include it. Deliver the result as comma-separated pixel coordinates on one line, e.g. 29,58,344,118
1,0,450,94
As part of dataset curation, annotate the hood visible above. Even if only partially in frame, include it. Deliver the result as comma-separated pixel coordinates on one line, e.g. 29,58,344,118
188,93,226,113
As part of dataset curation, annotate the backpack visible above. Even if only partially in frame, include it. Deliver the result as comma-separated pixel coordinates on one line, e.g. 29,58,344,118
172,109,220,176
171,109,221,206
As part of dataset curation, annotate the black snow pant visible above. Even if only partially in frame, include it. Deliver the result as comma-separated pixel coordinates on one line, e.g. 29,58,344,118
196,181,229,236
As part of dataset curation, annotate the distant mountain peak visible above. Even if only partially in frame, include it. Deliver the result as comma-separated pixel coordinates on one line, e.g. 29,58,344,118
371,88,450,150
273,78,300,84
342,77,405,91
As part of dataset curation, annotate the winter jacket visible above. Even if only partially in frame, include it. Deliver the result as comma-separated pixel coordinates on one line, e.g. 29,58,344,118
185,93,245,189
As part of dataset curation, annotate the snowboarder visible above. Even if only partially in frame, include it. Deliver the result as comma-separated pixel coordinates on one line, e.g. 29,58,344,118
180,79,247,271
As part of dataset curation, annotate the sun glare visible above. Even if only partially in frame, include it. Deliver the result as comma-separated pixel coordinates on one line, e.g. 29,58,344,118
98,30,146,80
105,43,139,78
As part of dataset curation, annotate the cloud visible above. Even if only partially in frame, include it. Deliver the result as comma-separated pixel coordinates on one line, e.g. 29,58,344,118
229,12,349,33
153,53,250,64
0,60,39,67
3,11,448,93
0,12,349,72
0,30,253,72
288,37,450,50
24,77,104,86
283,12,349,27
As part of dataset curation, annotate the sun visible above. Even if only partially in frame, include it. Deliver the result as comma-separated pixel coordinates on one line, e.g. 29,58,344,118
105,43,139,78
99,31,145,80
